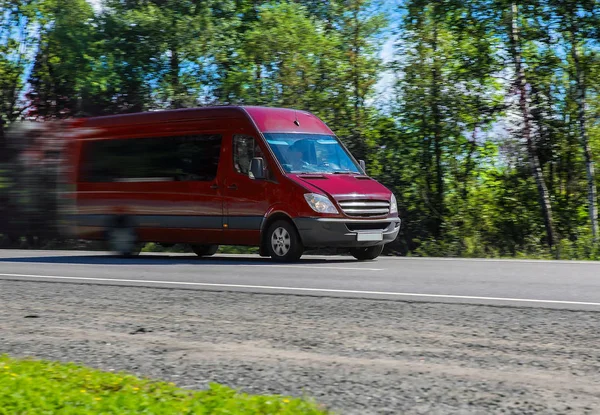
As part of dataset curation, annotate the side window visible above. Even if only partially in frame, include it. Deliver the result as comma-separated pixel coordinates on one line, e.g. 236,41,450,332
175,135,222,181
233,134,269,178
80,134,222,182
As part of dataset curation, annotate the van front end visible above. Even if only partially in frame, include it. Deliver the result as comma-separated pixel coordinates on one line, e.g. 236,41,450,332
293,194,401,249
251,114,402,260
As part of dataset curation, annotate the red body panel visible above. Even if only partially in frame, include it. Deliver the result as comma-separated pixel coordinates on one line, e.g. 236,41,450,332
243,107,334,135
64,106,397,248
290,174,391,201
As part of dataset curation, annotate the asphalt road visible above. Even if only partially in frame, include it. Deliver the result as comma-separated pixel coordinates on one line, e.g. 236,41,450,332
2,249,600,414
0,249,599,310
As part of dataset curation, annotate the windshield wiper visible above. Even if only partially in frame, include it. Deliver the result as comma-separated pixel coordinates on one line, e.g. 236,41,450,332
332,171,355,174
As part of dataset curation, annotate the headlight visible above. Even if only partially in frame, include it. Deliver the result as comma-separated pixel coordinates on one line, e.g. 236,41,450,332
304,193,339,214
390,193,398,214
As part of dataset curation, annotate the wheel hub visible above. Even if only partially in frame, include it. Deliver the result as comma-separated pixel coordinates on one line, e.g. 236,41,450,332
271,227,291,256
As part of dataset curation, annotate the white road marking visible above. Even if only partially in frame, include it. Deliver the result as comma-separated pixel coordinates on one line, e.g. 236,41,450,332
1,273,599,307
391,256,600,265
231,264,384,271
0,261,382,271
3,250,600,266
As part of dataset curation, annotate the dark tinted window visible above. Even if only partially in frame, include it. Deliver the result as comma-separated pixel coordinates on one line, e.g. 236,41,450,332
233,135,261,175
233,134,270,178
80,134,222,182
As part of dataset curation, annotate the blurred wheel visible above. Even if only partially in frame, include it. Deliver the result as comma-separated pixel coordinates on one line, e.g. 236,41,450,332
350,245,383,261
191,244,219,257
107,221,141,257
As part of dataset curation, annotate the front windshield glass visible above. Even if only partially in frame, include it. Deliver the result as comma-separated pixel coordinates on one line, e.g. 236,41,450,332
263,133,361,174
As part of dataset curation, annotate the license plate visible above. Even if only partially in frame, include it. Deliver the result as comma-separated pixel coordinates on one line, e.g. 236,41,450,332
356,232,383,241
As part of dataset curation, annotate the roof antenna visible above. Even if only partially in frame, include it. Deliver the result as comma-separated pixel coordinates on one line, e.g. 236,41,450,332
294,110,300,127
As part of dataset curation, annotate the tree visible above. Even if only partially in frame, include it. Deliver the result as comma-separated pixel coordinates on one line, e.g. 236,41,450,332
334,0,386,159
560,0,599,241
391,0,503,248
506,1,557,248
102,0,215,110
26,0,96,119
0,0,46,123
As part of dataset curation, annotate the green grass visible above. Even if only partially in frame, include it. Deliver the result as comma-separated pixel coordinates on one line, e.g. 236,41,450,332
141,243,259,255
0,355,329,414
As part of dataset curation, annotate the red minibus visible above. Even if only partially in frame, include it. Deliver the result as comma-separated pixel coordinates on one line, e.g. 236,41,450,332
64,106,400,261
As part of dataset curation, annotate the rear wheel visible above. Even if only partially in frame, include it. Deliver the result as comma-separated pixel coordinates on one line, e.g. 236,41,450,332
191,244,219,257
350,245,383,261
267,220,303,262
107,222,141,257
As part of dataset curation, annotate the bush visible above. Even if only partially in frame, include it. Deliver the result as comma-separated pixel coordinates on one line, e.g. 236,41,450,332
0,355,329,414
141,243,259,255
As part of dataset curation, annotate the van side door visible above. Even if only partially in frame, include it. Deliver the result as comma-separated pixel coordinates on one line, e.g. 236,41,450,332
183,133,225,244
222,134,274,246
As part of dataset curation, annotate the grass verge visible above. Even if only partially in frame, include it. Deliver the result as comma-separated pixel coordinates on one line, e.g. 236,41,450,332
0,355,329,414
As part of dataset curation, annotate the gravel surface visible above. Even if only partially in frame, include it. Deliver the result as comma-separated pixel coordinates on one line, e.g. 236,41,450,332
1,280,599,414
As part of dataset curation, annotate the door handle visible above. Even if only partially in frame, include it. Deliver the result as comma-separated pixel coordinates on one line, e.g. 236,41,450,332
227,184,238,190
210,184,219,190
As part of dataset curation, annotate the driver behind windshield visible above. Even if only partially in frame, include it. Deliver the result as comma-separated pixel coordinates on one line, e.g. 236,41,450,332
273,136,355,173
286,141,309,171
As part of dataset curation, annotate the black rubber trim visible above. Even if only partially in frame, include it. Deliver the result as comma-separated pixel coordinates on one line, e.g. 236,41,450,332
227,216,264,230
293,217,401,248
73,214,263,230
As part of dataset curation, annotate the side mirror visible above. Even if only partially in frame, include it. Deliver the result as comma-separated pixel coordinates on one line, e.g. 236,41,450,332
249,157,266,180
359,159,366,172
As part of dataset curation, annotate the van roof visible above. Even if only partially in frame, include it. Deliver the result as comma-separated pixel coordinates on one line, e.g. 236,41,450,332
77,106,334,135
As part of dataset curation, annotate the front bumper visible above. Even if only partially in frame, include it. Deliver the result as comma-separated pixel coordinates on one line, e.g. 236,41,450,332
293,217,401,248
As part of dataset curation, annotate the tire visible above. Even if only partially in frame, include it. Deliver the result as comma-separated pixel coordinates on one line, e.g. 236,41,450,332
107,221,141,257
350,245,383,261
266,220,303,262
190,244,219,257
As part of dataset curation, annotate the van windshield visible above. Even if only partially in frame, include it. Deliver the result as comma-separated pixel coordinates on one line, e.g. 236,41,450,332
263,133,361,174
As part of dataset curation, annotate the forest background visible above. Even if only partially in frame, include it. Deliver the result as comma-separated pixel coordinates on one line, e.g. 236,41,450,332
1,0,600,259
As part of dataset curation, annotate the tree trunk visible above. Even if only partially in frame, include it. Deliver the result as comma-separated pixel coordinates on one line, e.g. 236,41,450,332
508,3,557,248
463,123,479,200
350,2,364,159
170,46,183,109
570,27,598,240
255,59,262,101
352,5,360,132
431,15,444,236
529,82,552,194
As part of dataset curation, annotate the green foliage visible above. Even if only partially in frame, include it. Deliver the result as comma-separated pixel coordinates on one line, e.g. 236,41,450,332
0,170,8,189
141,243,258,254
27,0,96,119
141,243,190,253
0,355,329,414
217,1,340,108
0,0,48,122
377,0,600,259
3,0,600,259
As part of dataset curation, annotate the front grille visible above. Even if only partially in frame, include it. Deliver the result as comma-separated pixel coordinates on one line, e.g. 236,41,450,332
346,222,391,232
338,199,390,218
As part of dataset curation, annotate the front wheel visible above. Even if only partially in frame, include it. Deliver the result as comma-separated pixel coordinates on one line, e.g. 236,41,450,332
190,244,219,257
266,220,304,262
350,245,383,261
